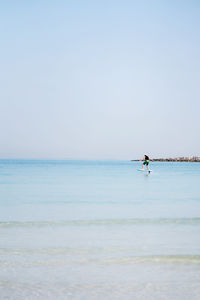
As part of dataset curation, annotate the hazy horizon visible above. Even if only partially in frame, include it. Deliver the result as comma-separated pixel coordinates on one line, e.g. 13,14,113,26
1,0,200,160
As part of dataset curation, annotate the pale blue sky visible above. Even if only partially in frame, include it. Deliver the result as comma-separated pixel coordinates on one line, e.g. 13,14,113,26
1,0,200,159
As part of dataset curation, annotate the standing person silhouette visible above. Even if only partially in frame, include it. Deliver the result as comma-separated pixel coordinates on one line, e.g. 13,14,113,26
140,155,153,171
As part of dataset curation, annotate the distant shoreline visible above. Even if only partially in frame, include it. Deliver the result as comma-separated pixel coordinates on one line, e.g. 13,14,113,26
131,157,200,162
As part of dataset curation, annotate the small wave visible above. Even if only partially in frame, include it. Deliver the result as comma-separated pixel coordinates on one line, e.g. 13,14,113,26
0,255,199,267
105,255,200,264
0,218,200,228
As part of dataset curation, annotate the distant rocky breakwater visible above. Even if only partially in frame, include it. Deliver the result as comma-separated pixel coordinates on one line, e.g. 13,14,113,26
131,156,200,162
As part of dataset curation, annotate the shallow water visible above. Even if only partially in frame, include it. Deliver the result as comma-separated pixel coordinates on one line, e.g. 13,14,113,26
0,160,200,299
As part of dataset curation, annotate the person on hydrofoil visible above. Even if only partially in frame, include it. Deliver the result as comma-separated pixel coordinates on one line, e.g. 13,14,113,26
140,155,153,170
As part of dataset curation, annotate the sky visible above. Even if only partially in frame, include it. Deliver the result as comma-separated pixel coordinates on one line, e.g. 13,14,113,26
0,0,200,160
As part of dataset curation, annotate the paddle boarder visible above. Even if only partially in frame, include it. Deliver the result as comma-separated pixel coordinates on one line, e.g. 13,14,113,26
140,155,153,171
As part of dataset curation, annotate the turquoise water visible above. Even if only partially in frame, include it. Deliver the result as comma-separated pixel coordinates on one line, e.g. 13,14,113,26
0,160,200,299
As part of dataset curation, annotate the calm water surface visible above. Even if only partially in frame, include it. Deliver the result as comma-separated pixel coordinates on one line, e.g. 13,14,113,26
0,160,200,299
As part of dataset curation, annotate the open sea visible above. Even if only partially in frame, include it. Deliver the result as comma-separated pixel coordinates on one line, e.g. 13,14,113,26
0,159,200,300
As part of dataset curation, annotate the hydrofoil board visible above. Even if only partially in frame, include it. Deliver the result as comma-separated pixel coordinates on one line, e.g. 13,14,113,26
138,169,152,173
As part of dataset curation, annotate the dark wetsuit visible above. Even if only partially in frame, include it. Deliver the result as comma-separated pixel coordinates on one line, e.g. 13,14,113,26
143,155,149,166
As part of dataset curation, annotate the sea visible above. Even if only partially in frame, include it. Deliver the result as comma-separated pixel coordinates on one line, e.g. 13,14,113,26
0,159,200,300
